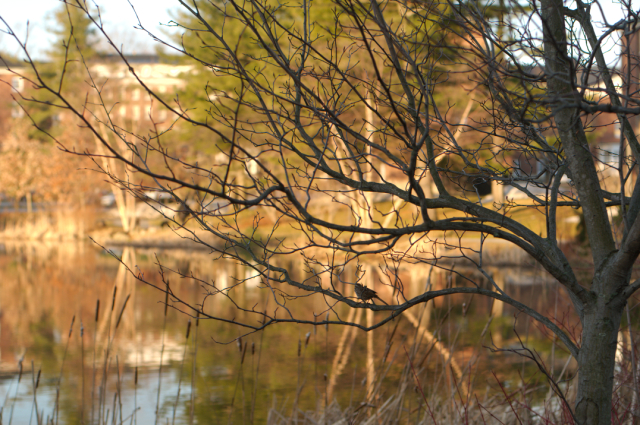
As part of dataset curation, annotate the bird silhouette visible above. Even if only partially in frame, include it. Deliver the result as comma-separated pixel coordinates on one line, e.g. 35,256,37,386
354,283,388,305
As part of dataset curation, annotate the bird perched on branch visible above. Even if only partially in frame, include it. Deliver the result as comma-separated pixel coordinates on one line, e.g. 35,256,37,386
354,284,388,305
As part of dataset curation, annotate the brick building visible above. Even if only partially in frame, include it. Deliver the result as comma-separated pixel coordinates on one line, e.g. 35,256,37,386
89,54,192,127
0,54,193,138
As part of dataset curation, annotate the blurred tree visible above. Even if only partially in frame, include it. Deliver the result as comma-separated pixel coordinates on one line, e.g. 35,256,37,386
0,3,104,215
0,121,42,212
22,1,100,139
166,0,298,153
0,119,102,213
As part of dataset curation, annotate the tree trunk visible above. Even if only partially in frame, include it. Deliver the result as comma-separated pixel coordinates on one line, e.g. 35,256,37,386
575,304,623,424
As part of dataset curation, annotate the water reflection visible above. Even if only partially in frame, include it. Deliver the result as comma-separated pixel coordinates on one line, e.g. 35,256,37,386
0,241,578,423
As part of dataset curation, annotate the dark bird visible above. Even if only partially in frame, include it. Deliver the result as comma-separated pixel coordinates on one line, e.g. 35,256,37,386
354,284,388,305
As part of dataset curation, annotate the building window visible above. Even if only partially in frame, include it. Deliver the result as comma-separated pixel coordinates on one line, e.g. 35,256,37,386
132,88,141,101
119,105,126,117
11,77,23,92
133,106,140,120
158,109,167,121
11,101,24,118
158,85,167,94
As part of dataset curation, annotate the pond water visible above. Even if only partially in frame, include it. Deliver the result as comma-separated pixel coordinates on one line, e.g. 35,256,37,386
0,241,584,424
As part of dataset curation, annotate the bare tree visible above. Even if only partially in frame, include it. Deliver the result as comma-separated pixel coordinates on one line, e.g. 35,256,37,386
4,0,640,422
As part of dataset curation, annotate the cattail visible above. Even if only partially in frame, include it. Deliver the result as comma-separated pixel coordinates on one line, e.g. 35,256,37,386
240,342,247,365
36,369,41,389
251,342,255,356
297,339,301,357
305,332,311,347
111,287,118,311
95,300,100,323
115,295,130,330
186,320,192,340
135,367,138,386
237,337,243,352
68,315,75,338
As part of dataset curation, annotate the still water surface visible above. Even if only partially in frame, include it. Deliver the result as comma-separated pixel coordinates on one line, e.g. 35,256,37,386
0,241,577,423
